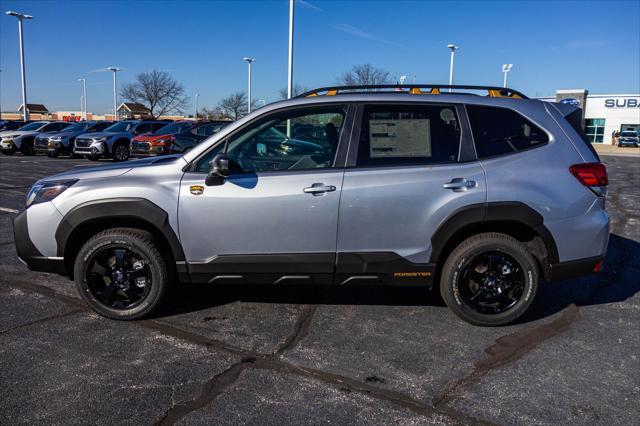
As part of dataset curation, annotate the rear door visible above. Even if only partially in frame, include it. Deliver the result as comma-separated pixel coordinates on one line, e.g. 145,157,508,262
336,102,486,285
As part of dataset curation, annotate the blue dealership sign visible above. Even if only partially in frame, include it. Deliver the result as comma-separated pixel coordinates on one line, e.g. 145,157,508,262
559,98,581,107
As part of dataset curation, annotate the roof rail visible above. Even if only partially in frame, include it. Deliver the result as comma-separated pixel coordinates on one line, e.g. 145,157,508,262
297,84,528,99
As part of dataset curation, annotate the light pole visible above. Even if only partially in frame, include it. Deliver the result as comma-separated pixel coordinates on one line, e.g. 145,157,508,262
194,93,199,120
287,0,294,99
78,78,87,120
6,10,33,121
447,44,458,92
107,67,120,120
502,64,513,88
243,57,255,114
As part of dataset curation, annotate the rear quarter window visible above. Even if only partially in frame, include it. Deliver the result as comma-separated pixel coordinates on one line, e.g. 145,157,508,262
466,105,548,158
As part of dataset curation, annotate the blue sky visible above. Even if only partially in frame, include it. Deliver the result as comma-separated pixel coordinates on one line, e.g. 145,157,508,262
1,0,638,115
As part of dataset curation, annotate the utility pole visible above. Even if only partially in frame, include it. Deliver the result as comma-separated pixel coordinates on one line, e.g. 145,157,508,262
447,44,458,92
502,64,513,88
243,58,255,113
194,93,199,120
107,67,120,121
287,0,295,99
78,78,87,120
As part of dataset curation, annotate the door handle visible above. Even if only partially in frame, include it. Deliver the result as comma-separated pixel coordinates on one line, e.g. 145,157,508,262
443,178,477,192
303,183,336,195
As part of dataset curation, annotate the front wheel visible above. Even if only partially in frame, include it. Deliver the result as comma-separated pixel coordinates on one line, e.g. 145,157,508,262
440,233,539,326
20,140,35,156
74,228,169,320
112,143,129,162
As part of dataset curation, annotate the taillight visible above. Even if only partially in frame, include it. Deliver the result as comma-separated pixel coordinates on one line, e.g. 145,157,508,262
570,163,608,196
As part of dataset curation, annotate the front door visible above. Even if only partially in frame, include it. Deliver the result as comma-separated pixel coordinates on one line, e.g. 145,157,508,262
179,106,350,284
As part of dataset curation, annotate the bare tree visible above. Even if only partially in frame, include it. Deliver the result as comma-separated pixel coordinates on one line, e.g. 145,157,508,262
278,84,310,99
120,69,188,118
216,92,257,120
336,64,393,86
197,107,229,120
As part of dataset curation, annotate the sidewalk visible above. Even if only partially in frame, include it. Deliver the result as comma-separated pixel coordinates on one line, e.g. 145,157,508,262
593,143,640,158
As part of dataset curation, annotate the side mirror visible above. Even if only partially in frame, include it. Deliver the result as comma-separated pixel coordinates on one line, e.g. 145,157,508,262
206,153,229,186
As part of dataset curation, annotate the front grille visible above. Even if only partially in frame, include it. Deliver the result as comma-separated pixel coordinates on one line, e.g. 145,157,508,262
132,142,150,151
75,138,92,148
34,137,50,148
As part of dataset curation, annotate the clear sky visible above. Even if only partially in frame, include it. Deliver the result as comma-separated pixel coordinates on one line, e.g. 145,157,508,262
1,0,639,115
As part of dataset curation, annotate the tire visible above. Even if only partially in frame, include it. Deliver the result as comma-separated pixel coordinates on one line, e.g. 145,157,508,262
440,232,539,326
46,150,59,158
70,152,82,159
20,139,35,156
112,141,129,162
74,228,169,320
87,154,100,161
1,148,16,155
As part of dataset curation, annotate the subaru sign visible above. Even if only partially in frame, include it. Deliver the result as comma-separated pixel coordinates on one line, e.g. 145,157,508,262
559,98,581,107
604,98,640,108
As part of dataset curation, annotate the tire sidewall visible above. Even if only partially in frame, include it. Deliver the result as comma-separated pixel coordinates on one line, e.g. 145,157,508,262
442,236,538,326
74,234,164,320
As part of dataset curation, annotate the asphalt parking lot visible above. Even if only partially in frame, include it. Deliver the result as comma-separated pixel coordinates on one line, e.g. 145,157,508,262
1,153,638,425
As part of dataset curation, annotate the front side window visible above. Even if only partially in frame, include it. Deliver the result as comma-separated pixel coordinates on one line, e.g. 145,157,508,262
104,121,137,133
193,123,226,136
357,104,461,167
18,121,48,131
467,105,548,158
195,108,345,173
91,122,113,132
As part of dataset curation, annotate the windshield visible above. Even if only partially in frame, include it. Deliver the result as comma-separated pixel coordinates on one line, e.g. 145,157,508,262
104,121,137,132
620,132,637,137
155,122,193,136
17,121,48,131
62,122,92,133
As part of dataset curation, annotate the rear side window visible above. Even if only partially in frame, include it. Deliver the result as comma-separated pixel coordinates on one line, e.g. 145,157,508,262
357,104,461,167
466,105,548,158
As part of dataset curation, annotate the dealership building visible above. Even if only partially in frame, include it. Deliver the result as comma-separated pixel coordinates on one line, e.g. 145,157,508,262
538,90,640,144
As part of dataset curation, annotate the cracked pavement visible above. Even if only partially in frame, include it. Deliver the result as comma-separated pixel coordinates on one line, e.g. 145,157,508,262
1,154,638,425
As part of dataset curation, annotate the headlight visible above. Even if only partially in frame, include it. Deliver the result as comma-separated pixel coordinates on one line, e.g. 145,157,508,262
26,179,78,208
94,137,108,143
50,136,63,142
155,138,171,145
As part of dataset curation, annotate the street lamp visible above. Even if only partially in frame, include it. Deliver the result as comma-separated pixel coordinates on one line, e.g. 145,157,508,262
243,57,256,114
78,78,87,120
502,64,513,88
6,10,34,121
447,44,458,92
107,67,120,120
194,93,199,120
287,0,294,99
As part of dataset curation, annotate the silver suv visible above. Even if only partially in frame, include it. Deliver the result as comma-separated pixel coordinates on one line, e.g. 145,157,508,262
13,85,609,326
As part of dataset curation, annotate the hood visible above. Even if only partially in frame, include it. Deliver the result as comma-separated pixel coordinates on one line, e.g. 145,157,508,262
77,131,130,139
46,130,83,139
132,133,172,143
35,155,187,184
0,130,40,138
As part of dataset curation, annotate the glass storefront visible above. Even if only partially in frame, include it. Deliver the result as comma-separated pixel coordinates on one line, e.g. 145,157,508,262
585,118,605,143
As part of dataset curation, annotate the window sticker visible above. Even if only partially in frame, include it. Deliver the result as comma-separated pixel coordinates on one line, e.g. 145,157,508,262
369,119,431,158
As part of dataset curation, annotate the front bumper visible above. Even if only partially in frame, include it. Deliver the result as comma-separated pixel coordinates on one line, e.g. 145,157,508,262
131,141,168,157
74,141,106,155
34,138,61,152
13,210,67,275
0,139,17,150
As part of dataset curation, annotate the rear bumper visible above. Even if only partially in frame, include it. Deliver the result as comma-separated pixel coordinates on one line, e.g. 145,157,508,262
549,255,604,282
13,210,67,275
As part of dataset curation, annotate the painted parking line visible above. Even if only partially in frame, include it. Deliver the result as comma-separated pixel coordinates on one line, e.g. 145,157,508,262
0,207,19,214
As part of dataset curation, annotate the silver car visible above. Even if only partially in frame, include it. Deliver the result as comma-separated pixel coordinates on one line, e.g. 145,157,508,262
0,121,72,155
13,84,609,325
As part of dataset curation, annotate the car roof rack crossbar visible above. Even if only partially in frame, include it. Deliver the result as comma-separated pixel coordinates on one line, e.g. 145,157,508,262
297,84,528,99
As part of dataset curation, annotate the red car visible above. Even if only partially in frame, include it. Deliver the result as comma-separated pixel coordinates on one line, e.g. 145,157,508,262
130,121,196,157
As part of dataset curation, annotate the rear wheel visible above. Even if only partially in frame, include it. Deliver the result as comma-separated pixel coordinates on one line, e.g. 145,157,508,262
440,232,539,326
74,228,169,320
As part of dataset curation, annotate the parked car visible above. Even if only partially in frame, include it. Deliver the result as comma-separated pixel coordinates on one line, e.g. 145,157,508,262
616,131,639,147
0,121,72,156
34,120,114,157
169,121,230,154
14,84,609,325
73,120,169,161
130,121,197,157
0,120,32,131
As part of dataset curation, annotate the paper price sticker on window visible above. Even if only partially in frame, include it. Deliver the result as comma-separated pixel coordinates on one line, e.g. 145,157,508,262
369,119,431,158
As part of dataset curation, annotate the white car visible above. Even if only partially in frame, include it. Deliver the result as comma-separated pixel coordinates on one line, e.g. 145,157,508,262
0,121,72,156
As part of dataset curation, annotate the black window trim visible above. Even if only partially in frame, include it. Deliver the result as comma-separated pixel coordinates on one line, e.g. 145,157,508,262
185,102,356,175
464,103,552,161
345,101,473,169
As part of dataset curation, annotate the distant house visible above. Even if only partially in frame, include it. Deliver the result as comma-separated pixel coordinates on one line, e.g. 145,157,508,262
18,103,49,115
117,102,151,119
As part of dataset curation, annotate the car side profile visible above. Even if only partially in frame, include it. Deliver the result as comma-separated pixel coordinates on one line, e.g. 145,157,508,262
0,121,73,155
34,120,114,157
13,84,609,326
130,121,197,157
169,120,230,154
73,120,169,161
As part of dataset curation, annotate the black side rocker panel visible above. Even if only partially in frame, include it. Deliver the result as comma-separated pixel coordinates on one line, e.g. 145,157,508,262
55,198,186,272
